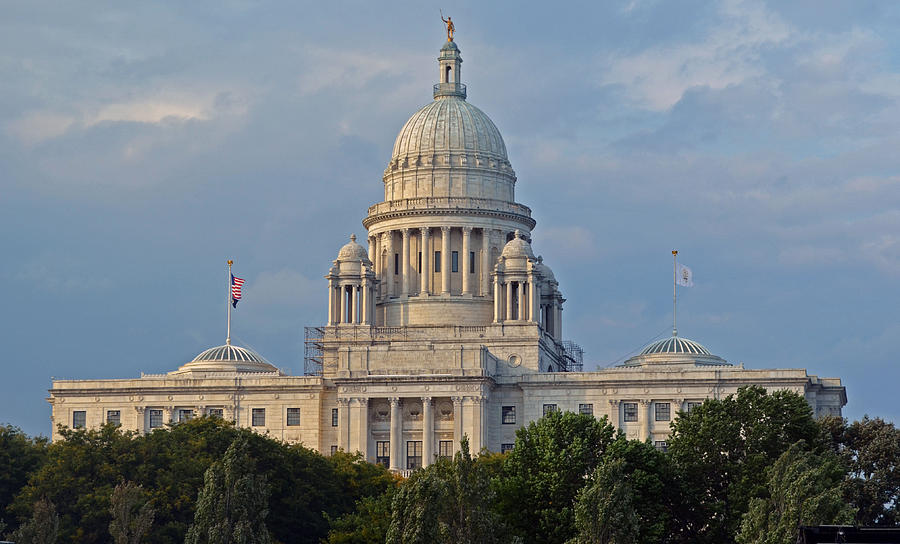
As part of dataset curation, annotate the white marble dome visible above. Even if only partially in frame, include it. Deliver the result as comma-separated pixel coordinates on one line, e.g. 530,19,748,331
336,234,370,262
622,334,729,367
501,230,535,260
170,343,280,375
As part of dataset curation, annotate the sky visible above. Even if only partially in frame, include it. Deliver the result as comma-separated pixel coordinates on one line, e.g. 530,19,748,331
3,0,899,437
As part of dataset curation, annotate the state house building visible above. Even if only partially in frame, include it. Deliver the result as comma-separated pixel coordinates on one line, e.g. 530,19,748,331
48,37,846,472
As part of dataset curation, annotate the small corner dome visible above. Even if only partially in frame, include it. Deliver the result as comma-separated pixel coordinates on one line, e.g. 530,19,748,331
192,344,267,363
535,256,556,282
441,40,459,52
501,230,535,260
337,234,370,262
170,343,280,375
639,336,711,356
622,334,729,367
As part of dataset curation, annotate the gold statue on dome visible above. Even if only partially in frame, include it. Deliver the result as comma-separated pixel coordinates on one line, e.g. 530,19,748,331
440,10,455,42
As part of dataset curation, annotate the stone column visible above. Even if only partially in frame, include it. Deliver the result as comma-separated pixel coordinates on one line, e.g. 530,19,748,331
493,276,501,322
452,396,463,454
368,235,376,265
422,397,434,467
389,397,401,471
518,281,526,320
506,282,513,321
673,399,684,420
327,279,334,325
529,280,539,322
462,227,472,295
470,396,484,452
374,235,382,298
383,232,394,298
361,280,369,325
639,400,651,441
420,227,431,295
164,406,174,424
350,286,358,324
441,226,451,294
401,228,410,296
480,230,490,296
350,398,369,459
556,303,563,339
336,284,344,324
338,398,350,451
607,400,619,431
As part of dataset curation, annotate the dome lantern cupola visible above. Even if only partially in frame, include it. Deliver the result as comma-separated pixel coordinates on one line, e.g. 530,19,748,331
435,41,466,99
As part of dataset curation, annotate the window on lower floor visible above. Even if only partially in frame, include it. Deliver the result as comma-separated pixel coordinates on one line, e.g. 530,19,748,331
407,441,423,470
208,408,223,418
376,441,390,467
579,404,594,416
149,409,163,429
655,403,671,421
394,253,399,275
106,410,121,425
434,251,441,272
502,406,516,424
287,407,301,426
439,440,453,459
623,402,638,422
73,410,86,429
469,251,475,273
451,251,459,272
686,401,703,413
251,408,265,427
417,251,422,272
501,443,514,454
654,440,669,452
543,404,558,416
331,408,339,427
330,445,338,456
178,409,194,422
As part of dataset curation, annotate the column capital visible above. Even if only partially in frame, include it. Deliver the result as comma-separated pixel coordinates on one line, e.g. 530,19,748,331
337,398,351,406
468,396,485,405
639,399,652,406
402,228,411,236
352,397,369,406
388,397,401,406
672,398,684,407
440,225,451,233
607,399,619,407
134,406,146,414
451,396,464,404
421,396,433,405
420,226,430,235
462,226,473,235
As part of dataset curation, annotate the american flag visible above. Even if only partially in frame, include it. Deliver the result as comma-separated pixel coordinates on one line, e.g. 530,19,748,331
231,274,245,308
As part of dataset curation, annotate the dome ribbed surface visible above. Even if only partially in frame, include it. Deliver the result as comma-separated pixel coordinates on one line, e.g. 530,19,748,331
337,234,369,261
501,231,534,259
639,336,711,356
192,345,265,363
391,98,508,162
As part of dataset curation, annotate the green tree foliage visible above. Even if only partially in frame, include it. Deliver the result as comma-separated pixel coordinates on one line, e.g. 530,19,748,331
496,410,617,544
821,415,900,525
736,441,855,544
387,437,508,544
185,436,272,544
325,489,396,544
667,386,823,544
569,457,639,544
0,424,47,528
109,481,155,544
7,497,59,544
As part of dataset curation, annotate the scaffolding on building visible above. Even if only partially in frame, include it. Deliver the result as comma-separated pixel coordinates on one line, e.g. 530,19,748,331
303,326,324,376
562,340,584,372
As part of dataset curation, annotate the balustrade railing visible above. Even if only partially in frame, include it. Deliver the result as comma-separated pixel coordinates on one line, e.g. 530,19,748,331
367,196,531,218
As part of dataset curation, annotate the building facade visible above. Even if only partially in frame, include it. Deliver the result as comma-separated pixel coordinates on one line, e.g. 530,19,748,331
48,38,846,470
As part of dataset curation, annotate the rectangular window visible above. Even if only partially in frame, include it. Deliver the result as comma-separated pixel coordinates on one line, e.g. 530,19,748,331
376,441,390,466
407,441,423,470
623,402,638,422
208,408,223,418
502,406,516,424
439,440,453,459
178,409,194,422
655,403,671,421
686,401,702,413
501,443,515,454
434,251,441,272
543,404,558,416
451,251,459,272
73,410,86,429
470,251,476,273
394,253,399,275
287,408,301,426
417,251,422,272
331,408,339,427
654,440,669,452
251,408,265,427
579,404,594,416
149,409,163,429
330,445,338,456
106,410,121,425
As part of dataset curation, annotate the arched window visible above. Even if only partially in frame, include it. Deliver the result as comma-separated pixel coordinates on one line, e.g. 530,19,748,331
445,65,452,83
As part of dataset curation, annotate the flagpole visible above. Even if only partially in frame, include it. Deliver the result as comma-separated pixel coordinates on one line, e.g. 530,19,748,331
226,260,233,345
672,250,678,337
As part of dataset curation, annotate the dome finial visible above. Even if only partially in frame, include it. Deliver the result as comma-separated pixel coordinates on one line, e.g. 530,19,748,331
434,32,466,99
350,233,356,242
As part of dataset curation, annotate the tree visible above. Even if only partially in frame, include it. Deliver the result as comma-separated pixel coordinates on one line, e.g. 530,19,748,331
7,497,59,544
109,481,155,544
667,386,822,544
387,437,507,544
569,457,639,544
821,415,900,525
185,435,272,544
0,425,47,528
736,441,855,544
325,489,396,544
496,410,617,544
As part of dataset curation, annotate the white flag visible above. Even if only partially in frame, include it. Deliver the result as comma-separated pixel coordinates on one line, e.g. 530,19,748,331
676,263,693,287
